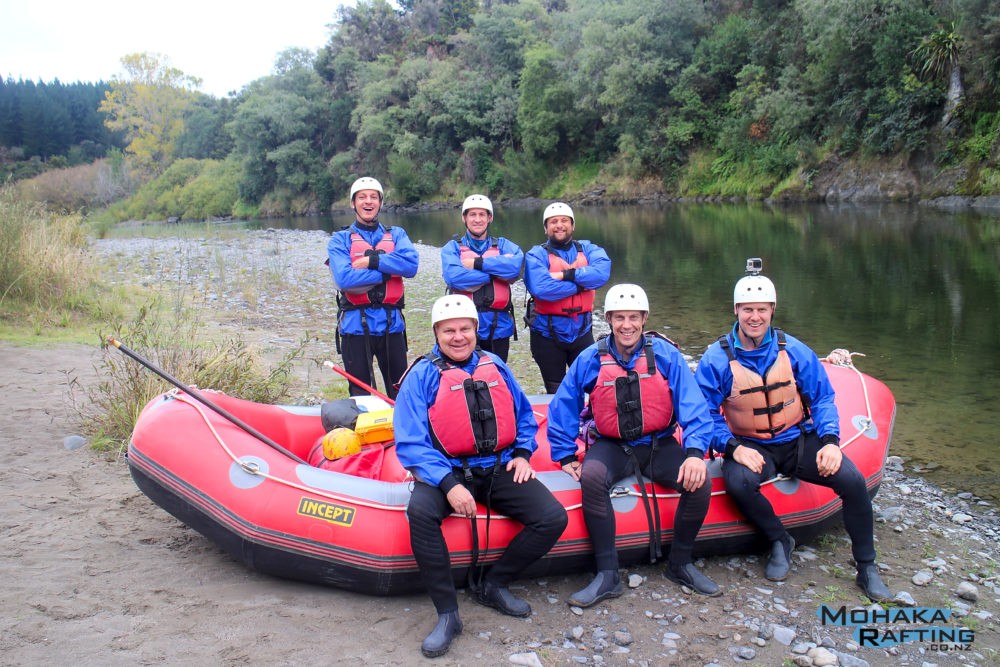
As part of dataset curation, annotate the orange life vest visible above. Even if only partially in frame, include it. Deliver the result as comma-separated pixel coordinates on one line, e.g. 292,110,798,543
450,240,512,311
719,330,805,439
533,242,595,317
339,231,405,309
590,335,674,441
426,353,517,458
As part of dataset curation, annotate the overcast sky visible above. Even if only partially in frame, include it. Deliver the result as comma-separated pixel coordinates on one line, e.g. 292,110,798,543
0,1,347,97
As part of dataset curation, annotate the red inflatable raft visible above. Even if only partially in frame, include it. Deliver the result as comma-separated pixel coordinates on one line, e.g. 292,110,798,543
127,358,894,596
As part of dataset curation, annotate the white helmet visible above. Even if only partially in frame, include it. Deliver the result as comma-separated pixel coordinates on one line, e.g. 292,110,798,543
543,202,574,225
431,294,479,326
733,275,777,305
462,194,493,215
350,177,384,201
604,284,649,313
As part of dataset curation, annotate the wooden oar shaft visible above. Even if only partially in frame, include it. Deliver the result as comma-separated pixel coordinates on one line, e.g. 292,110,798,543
108,337,308,465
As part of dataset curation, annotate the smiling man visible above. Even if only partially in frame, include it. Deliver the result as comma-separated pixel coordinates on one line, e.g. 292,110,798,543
694,259,892,602
327,177,418,399
524,202,611,393
546,284,721,606
441,195,524,362
394,294,567,659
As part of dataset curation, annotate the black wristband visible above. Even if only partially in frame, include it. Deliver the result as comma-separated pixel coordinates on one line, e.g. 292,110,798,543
820,433,840,447
473,257,484,271
562,268,576,282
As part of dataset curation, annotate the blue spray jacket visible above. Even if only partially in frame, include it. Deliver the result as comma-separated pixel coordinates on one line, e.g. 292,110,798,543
523,240,611,343
440,233,524,341
327,221,419,336
694,324,839,454
394,346,539,492
547,334,714,464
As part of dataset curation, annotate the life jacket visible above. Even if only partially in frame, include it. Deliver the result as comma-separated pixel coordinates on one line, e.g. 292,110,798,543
426,353,518,458
449,239,512,311
719,329,806,439
338,230,405,310
590,334,674,441
532,241,595,317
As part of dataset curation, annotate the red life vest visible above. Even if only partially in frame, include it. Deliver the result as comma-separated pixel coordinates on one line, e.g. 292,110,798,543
427,353,518,458
450,240,512,311
590,335,674,441
339,231,405,308
533,242,595,317
719,330,806,439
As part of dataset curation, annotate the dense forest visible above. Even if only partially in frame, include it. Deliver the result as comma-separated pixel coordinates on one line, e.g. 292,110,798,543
3,0,1000,219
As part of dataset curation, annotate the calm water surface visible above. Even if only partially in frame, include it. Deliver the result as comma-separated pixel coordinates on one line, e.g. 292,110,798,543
259,203,1000,502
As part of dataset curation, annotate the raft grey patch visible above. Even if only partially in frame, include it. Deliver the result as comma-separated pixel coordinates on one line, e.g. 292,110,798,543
230,456,268,488
772,476,800,495
852,415,879,439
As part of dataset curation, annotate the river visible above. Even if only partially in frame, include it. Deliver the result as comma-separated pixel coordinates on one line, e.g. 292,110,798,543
254,201,999,503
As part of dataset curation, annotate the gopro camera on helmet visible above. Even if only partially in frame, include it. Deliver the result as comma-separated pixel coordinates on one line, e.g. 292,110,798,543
746,257,763,275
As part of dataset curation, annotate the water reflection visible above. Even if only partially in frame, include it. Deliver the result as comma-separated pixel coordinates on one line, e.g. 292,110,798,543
253,203,1000,501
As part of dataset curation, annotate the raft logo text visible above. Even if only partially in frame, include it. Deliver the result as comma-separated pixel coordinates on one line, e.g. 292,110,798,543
817,605,975,652
298,498,357,526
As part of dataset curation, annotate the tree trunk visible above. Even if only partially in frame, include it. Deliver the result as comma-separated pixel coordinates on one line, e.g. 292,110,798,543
941,62,963,131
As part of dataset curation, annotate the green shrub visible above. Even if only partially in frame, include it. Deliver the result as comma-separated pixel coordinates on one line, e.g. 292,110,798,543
78,299,309,452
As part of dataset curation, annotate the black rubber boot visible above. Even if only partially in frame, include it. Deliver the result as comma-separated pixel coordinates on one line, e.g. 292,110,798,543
765,534,795,582
856,563,893,602
420,610,463,658
665,562,722,597
567,570,624,608
477,581,531,617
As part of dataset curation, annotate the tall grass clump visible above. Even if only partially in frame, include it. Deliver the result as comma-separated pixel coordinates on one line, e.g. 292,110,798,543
76,299,309,453
0,188,93,316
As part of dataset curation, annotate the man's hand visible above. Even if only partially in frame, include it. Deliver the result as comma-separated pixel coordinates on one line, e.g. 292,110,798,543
561,461,582,482
816,443,843,477
549,271,563,280
446,485,476,517
461,257,476,269
677,457,707,492
507,457,537,483
732,444,765,474
351,256,371,269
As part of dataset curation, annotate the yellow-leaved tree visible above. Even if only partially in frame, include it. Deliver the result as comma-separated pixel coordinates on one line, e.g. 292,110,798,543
99,52,202,177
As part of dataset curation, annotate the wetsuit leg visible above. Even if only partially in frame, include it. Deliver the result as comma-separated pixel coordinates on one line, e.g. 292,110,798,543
340,333,374,397
529,330,567,393
478,337,510,363
721,441,786,543
647,440,711,567
476,468,568,585
370,331,407,399
578,439,634,571
794,435,877,564
407,481,459,613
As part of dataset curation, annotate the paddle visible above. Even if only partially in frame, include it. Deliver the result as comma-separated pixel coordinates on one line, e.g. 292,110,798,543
323,361,396,405
108,337,308,465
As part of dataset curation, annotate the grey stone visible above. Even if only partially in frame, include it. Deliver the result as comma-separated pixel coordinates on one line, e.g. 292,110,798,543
956,581,979,601
508,652,544,667
772,624,796,646
912,570,934,586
